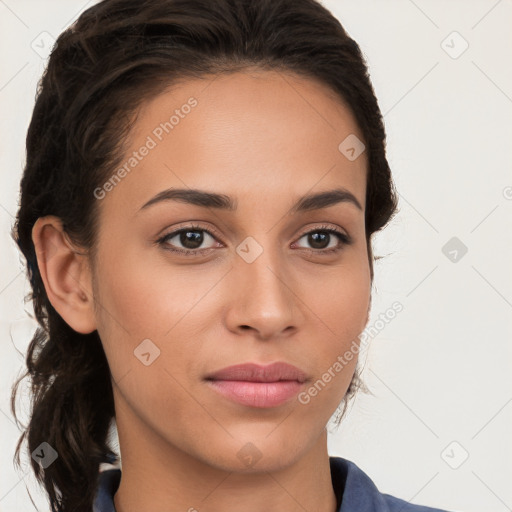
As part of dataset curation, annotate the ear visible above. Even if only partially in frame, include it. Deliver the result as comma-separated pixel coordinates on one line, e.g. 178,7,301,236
31,216,97,334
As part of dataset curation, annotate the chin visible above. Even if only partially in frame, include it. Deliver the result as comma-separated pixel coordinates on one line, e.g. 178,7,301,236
196,425,313,474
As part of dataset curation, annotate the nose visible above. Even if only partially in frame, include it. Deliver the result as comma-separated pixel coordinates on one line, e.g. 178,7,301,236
224,244,303,341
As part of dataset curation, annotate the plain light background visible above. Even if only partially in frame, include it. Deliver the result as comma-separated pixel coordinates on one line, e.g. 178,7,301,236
1,1,511,511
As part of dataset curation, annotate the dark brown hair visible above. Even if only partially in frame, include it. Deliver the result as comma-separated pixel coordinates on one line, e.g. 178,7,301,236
10,0,398,510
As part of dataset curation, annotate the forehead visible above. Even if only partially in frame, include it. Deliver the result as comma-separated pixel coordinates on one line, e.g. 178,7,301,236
97,69,367,218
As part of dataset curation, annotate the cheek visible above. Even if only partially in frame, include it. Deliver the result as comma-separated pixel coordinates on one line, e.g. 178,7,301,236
91,242,221,383
91,249,203,425
94,240,213,336
296,280,366,418
298,254,370,395
302,250,371,342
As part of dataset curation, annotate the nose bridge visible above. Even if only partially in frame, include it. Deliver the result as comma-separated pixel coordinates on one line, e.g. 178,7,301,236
229,234,298,335
237,236,289,302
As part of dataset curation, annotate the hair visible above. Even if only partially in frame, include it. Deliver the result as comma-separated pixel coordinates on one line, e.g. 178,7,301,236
10,0,399,510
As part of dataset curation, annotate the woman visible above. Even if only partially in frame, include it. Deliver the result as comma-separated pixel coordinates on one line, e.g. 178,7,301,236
10,0,453,511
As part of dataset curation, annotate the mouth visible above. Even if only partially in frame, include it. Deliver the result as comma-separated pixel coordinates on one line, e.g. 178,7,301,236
205,362,308,408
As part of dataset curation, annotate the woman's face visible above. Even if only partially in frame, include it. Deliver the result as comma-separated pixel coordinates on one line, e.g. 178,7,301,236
91,69,371,472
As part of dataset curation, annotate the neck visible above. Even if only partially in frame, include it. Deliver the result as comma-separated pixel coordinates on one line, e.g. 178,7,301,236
112,403,338,512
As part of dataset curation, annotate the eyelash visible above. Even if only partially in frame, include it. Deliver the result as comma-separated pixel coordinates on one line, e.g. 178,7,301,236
155,223,352,257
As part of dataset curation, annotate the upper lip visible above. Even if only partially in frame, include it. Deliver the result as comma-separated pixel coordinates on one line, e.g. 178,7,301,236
206,362,308,383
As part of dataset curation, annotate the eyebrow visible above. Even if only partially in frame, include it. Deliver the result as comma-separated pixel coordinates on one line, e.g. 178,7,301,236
139,187,363,213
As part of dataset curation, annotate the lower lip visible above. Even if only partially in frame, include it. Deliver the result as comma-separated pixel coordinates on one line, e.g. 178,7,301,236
207,380,303,408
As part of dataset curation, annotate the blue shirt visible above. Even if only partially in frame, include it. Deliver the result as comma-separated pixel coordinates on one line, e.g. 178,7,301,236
92,456,452,511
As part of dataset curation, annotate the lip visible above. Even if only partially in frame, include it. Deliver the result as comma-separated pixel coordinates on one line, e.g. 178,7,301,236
205,362,308,408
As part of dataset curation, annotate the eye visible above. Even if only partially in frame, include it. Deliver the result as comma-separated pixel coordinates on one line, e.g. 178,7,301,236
156,223,352,257
156,224,221,256
293,224,351,254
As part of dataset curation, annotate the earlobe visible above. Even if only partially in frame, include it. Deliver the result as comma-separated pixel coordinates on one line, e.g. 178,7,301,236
32,216,97,334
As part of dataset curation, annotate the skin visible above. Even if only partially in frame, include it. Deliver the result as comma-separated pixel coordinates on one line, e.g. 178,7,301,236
32,69,371,512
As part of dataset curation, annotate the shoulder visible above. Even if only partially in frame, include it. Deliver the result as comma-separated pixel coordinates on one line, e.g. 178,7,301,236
381,493,453,512
330,456,455,512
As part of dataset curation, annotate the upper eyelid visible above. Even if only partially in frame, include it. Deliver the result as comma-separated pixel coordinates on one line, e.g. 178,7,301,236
297,223,347,237
160,223,222,242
